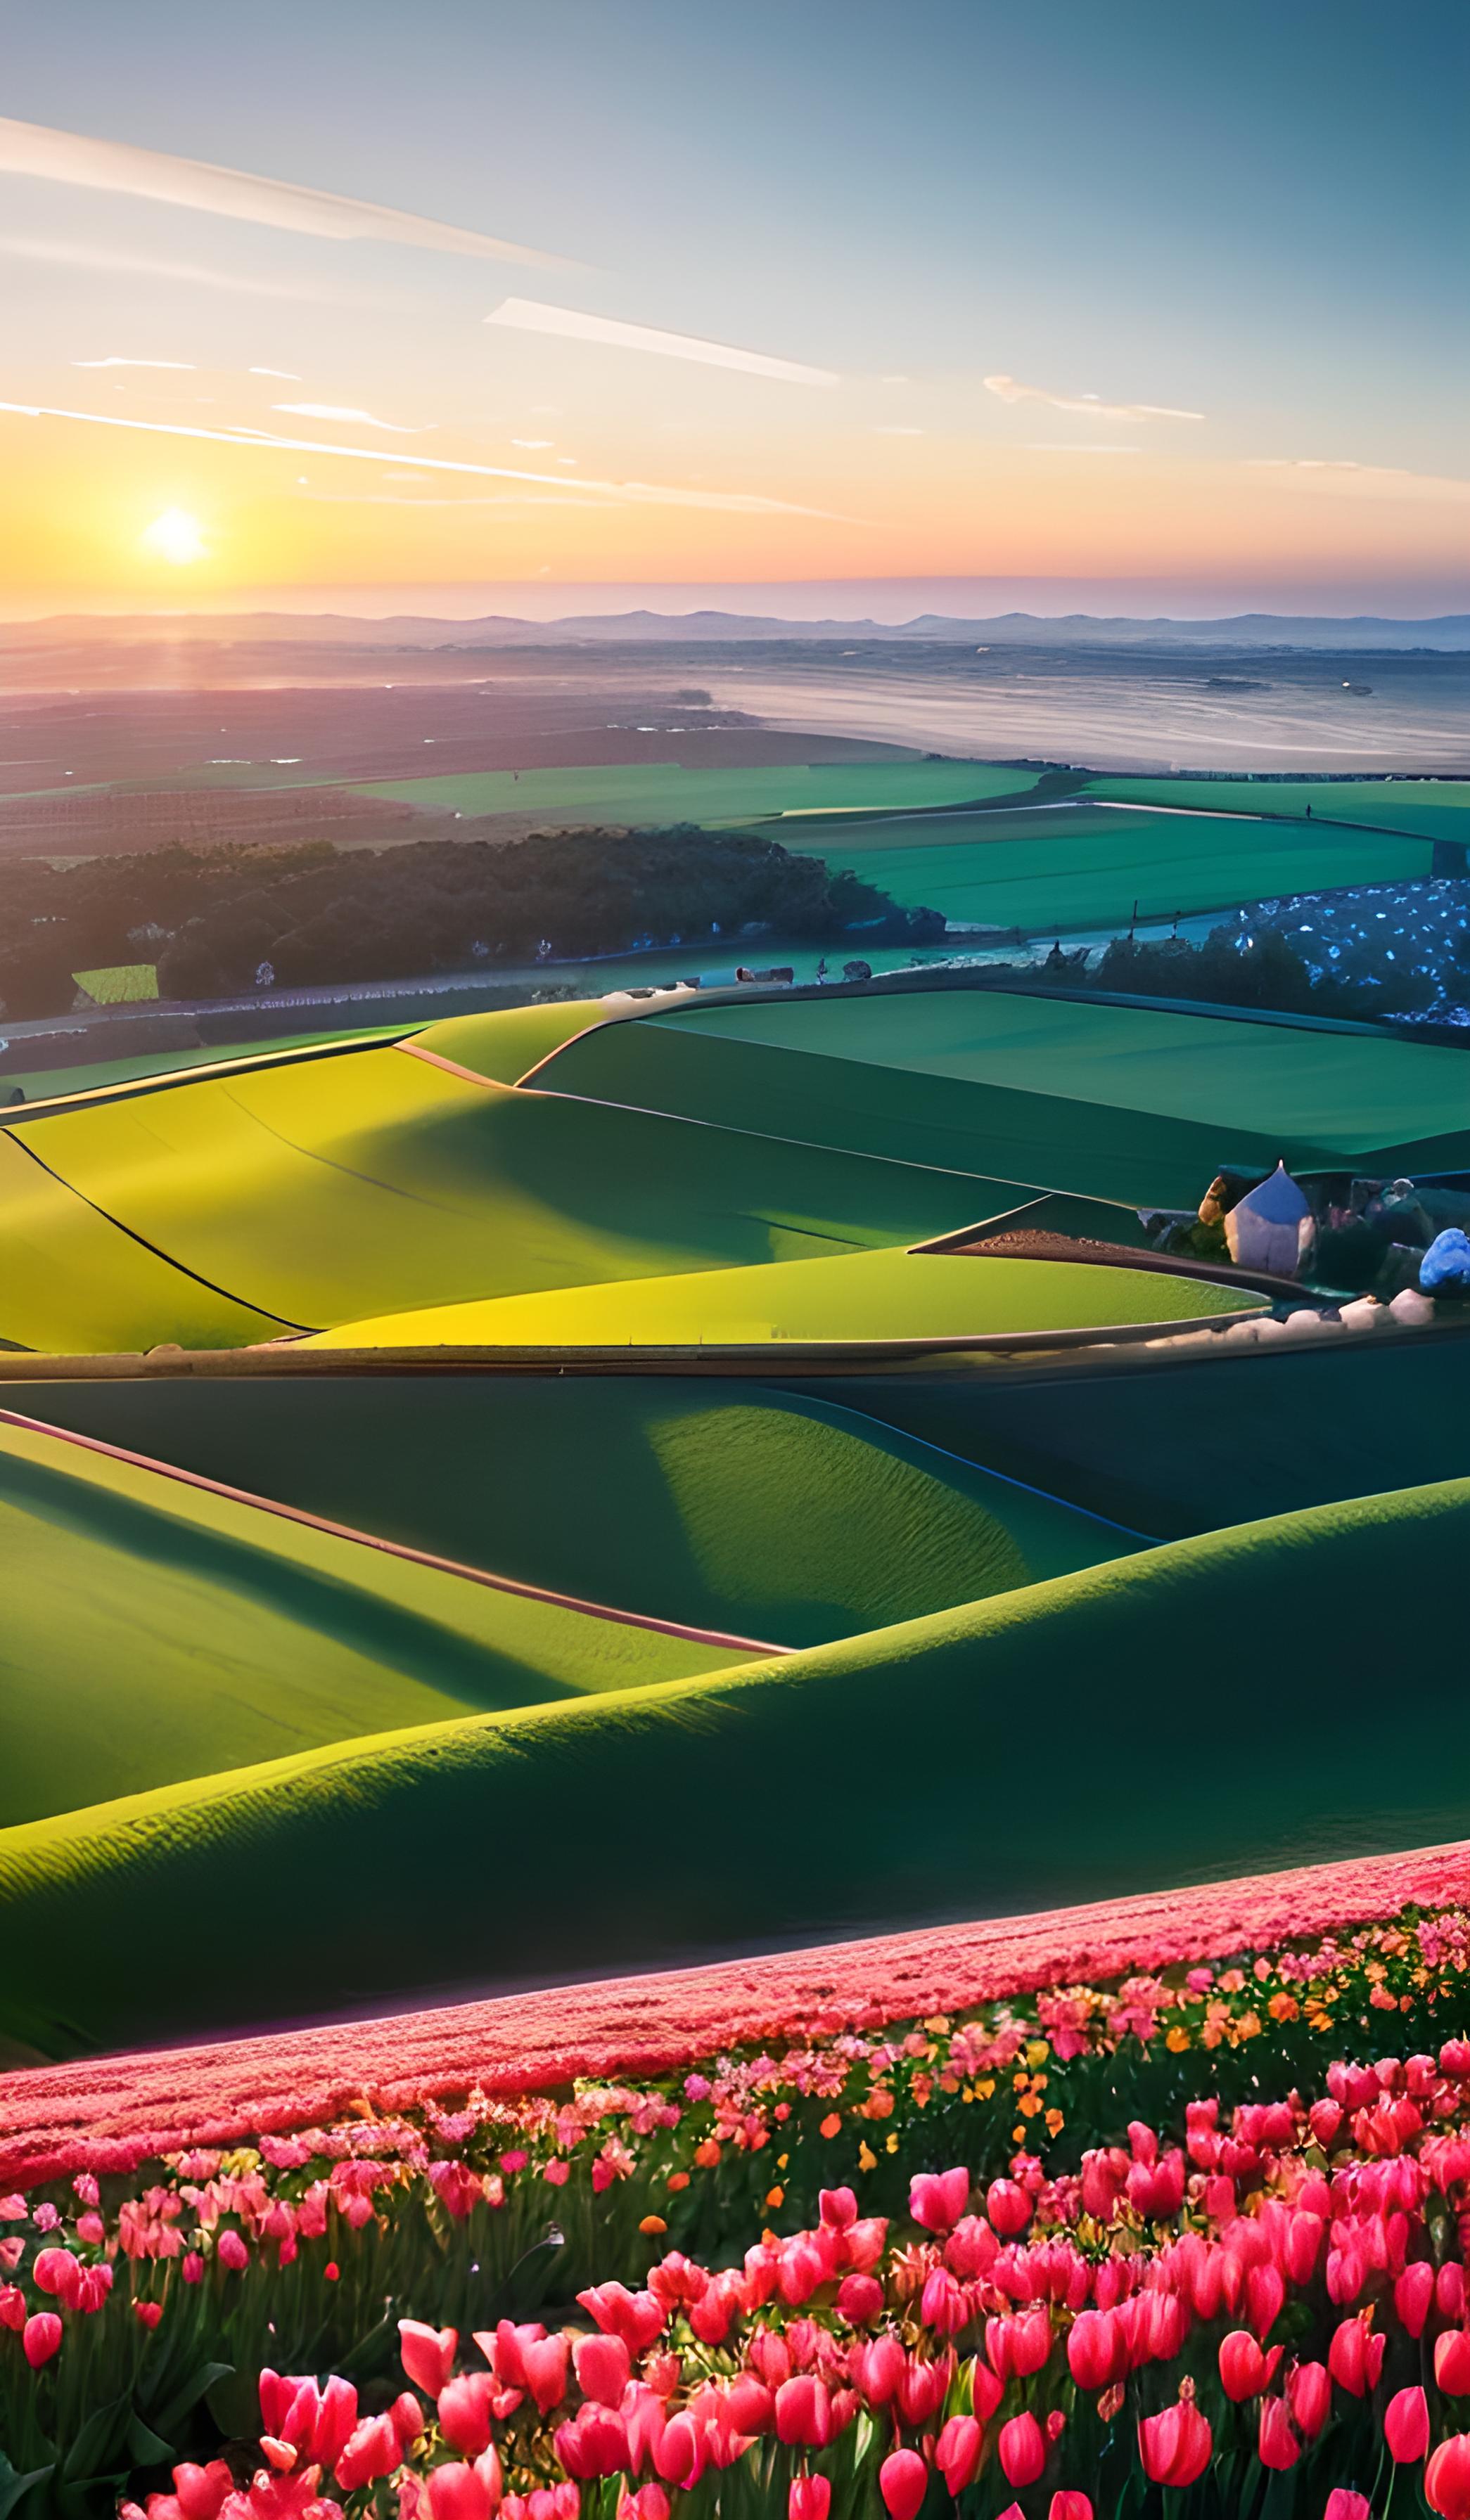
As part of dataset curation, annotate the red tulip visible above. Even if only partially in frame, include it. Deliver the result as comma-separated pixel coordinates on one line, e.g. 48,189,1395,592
1385,2385,1430,2464
774,2375,831,2449
400,2320,458,2397
1068,2309,1123,2393
987,2179,1031,2237
172,2464,232,2520
1137,2394,1212,2489
1049,2498,1093,2520
575,2285,665,2353
521,2334,571,2416
789,2481,830,2520
1219,2330,1274,2402
1323,2496,1372,2520
1398,2262,1435,2339
909,2170,969,2236
935,2417,982,2495
23,2313,61,2370
852,2334,905,2406
573,2332,630,2410
0,2288,24,2333
1286,2361,1330,2442
945,2217,998,2282
896,2355,950,2427
426,2466,494,2520
836,2274,883,2325
133,2301,163,2331
216,2231,248,2272
334,2415,401,2490
1427,2435,1470,2519
998,2414,1046,2488
554,2405,629,2481
1257,2398,1300,2471
32,2249,82,2308
878,2449,928,2520
1440,2334,1470,2396
440,2374,495,2458
1329,2316,1385,2396
653,2414,704,2493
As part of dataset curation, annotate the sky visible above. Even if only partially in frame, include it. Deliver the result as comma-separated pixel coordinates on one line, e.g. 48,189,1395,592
1,0,1467,620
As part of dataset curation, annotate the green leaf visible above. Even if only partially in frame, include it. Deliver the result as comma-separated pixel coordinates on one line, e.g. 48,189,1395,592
58,2396,131,2486
148,2362,234,2445
0,2469,56,2520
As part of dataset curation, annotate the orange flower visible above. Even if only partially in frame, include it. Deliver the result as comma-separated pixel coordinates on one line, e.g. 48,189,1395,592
694,2139,722,2169
819,2114,841,2140
639,2215,667,2236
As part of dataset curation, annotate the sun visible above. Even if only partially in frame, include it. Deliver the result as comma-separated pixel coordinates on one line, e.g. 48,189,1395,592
140,508,208,565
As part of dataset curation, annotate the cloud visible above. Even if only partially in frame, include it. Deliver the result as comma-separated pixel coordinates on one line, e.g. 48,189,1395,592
985,373,1203,422
74,354,195,370
1245,458,1470,503
0,397,850,516
1027,442,1142,455
250,366,301,379
273,401,428,432
511,437,555,448
0,232,379,302
0,115,575,266
486,297,839,385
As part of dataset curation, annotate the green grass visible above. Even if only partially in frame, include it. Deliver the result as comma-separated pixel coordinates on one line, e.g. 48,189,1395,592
307,1245,1258,1351
1,1375,1140,1655
1087,777,1470,846
352,762,1038,825
533,990,1470,1207
0,1415,746,1832
786,805,1431,932
2,1032,1002,1351
4,1475,1468,2057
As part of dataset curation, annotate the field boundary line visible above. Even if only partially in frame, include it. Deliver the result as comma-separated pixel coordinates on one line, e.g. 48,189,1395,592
0,1405,791,1659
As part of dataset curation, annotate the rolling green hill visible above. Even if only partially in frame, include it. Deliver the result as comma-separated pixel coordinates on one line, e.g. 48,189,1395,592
4,1474,1466,2058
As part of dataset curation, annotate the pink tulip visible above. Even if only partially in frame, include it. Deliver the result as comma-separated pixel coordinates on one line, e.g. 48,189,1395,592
1385,2385,1430,2464
0,2287,24,2332
895,2355,950,2427
32,2249,82,2308
400,2320,458,2397
878,2449,928,2520
1137,2395,1212,2489
520,2334,571,2416
1068,2309,1123,2393
426,2466,494,2520
1323,2495,1372,2520
23,2313,61,2370
172,2464,233,2520
909,2170,969,2236
335,2414,401,2490
653,2412,704,2492
1438,2333,1470,2396
1049,2498,1093,2520
998,2414,1046,2489
573,2332,630,2409
774,2375,831,2449
789,2481,830,2520
554,2405,629,2481
390,2393,426,2448
439,2374,494,2457
935,2417,982,2496
986,2179,1031,2237
1218,2329,1273,2402
576,2286,665,2354
216,2231,248,2272
1257,2398,1300,2471
1397,2261,1435,2338
1329,2316,1385,2397
1427,2436,1470,2519
836,2274,883,2325
1286,2360,1330,2442
852,2334,905,2407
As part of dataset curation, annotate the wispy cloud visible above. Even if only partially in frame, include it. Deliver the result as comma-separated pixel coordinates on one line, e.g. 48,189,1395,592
0,232,381,303
273,401,429,432
250,366,300,379
0,399,850,516
1245,458,1470,503
985,373,1203,422
487,297,839,386
1027,442,1142,455
74,354,195,370
0,115,575,266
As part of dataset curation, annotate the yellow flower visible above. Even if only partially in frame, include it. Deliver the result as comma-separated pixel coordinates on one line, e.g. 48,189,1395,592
885,2133,899,2155
858,2142,878,2173
1044,2108,1065,2138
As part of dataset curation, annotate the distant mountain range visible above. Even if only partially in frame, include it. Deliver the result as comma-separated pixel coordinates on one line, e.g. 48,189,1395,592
8,609,1470,650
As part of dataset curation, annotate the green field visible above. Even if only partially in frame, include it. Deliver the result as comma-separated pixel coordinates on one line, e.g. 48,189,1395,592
0,1025,406,1108
354,760,1040,825
0,1414,750,1833
307,1244,1259,1351
535,989,1470,1205
0,1026,1006,1350
4,1473,1468,2057
783,804,1433,932
1087,776,1470,845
